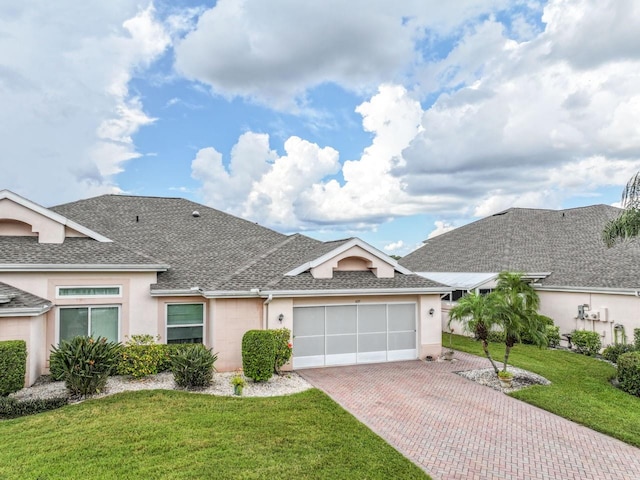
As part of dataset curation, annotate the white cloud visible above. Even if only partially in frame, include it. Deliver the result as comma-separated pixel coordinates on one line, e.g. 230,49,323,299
191,132,340,230
383,240,405,252
427,221,456,239
0,2,169,204
173,0,516,110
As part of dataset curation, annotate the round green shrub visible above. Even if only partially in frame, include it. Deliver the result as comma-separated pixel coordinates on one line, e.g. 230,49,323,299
545,325,561,348
0,340,27,396
602,344,636,364
571,330,602,356
617,351,640,397
635,328,640,351
117,335,168,378
49,336,121,398
242,330,276,382
171,344,217,389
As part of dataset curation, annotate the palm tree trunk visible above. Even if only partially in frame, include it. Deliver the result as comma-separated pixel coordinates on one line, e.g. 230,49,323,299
503,344,512,372
482,340,500,374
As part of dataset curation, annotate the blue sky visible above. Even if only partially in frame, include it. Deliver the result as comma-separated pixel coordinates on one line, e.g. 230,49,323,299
2,0,640,256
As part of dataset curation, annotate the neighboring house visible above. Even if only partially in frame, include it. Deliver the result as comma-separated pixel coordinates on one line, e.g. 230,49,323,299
0,190,448,386
400,205,640,347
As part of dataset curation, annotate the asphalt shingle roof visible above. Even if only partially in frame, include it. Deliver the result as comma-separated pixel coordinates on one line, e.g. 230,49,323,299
0,281,51,311
0,236,165,267
399,205,640,290
51,195,443,293
52,195,289,290
269,270,444,291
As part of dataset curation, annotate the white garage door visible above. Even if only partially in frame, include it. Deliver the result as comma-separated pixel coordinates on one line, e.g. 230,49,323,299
292,303,417,369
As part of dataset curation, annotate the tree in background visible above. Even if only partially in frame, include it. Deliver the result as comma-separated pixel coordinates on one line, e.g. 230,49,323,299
603,172,640,247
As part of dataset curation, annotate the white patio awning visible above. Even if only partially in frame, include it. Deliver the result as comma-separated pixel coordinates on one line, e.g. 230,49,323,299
416,272,498,290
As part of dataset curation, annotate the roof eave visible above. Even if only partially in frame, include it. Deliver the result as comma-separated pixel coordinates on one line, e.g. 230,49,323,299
261,287,452,297
535,285,640,296
0,303,52,317
0,264,169,272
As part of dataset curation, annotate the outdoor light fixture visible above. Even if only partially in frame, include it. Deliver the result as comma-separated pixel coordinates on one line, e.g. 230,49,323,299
428,308,435,316
278,313,284,323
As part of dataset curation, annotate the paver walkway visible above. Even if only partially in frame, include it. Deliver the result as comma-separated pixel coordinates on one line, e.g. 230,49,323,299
299,352,640,480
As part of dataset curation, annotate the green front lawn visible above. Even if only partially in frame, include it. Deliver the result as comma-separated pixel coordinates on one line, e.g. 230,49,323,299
448,333,640,447
0,389,428,480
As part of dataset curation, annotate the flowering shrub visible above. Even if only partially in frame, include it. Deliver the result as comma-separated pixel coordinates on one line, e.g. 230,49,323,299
49,336,121,397
271,328,293,374
117,335,169,378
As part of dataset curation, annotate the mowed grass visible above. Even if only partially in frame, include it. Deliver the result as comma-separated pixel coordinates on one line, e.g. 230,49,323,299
0,388,428,480
448,333,640,447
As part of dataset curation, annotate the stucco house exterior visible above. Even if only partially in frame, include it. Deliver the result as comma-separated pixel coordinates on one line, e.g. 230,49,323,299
400,205,640,348
0,190,449,386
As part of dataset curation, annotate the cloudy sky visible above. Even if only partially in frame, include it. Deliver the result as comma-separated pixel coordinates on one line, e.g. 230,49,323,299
2,0,640,255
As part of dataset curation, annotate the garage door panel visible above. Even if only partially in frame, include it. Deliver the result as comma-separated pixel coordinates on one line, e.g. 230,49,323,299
388,331,416,351
388,304,416,331
358,332,386,352
293,336,324,357
326,334,357,354
294,307,325,336
326,306,357,334
357,305,386,332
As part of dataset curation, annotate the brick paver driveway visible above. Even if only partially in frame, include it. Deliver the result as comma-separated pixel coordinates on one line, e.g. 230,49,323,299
299,352,640,480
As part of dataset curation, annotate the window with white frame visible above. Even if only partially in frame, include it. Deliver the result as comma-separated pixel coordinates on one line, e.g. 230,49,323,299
59,306,120,343
166,304,204,344
57,286,121,298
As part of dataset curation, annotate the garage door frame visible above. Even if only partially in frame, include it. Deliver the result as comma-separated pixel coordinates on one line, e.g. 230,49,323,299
292,302,417,369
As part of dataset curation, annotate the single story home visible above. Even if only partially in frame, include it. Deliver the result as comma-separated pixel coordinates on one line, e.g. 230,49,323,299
400,205,640,347
0,190,449,386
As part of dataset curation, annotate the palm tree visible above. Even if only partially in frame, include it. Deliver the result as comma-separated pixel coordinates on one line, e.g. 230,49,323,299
493,272,547,374
603,172,640,247
449,291,501,375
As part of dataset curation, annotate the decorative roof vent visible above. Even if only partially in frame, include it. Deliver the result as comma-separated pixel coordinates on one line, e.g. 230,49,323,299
192,211,200,218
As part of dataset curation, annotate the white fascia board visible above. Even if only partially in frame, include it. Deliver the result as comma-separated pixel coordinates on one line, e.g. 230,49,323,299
534,285,640,295
0,189,112,242
0,304,52,317
260,287,451,297
150,289,206,297
285,238,413,276
0,264,169,272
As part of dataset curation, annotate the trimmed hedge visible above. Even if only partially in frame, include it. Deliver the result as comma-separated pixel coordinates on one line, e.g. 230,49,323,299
635,328,640,351
571,330,602,356
0,396,68,419
0,340,27,396
242,330,276,382
618,351,640,397
603,344,636,364
117,335,179,378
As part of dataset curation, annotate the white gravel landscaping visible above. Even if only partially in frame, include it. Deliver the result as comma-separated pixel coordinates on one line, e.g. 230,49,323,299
10,371,312,403
457,366,551,393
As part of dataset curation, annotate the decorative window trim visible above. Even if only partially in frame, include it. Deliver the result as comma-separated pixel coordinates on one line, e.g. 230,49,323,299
56,285,122,299
56,305,121,344
166,303,205,344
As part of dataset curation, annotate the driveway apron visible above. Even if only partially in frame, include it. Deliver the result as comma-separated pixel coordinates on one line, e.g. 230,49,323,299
299,353,640,480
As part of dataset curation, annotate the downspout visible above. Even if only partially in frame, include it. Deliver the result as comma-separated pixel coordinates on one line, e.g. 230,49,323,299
263,294,273,330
